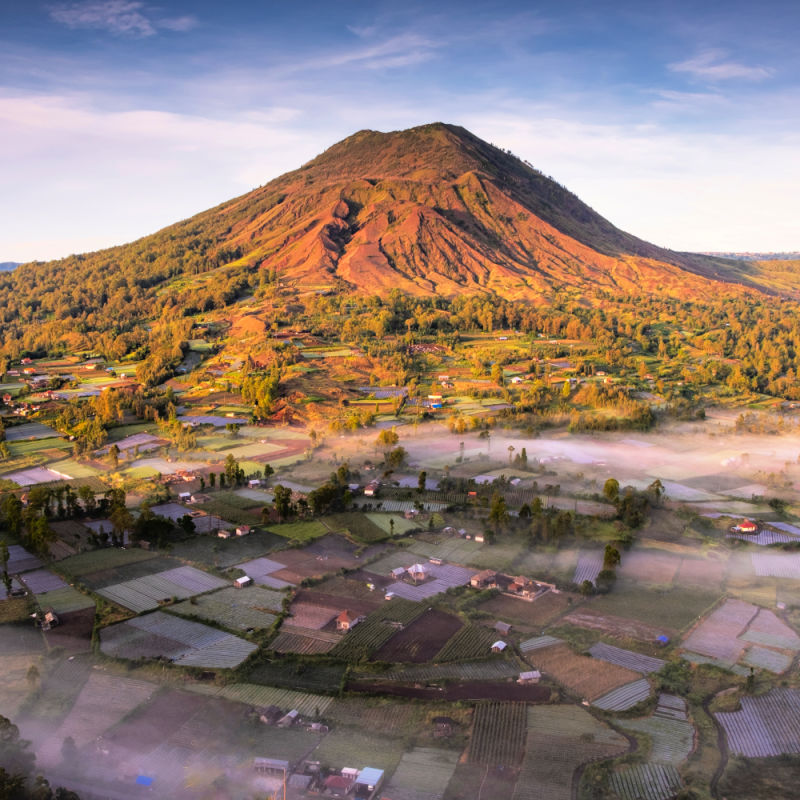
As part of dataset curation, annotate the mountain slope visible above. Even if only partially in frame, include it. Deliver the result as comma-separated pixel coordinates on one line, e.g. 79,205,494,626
190,122,749,300
0,122,781,360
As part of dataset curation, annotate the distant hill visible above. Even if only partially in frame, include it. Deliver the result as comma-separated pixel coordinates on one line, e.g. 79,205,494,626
0,262,19,271
702,252,800,262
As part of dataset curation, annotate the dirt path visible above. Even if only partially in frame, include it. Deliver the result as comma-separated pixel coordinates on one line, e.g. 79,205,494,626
705,695,728,800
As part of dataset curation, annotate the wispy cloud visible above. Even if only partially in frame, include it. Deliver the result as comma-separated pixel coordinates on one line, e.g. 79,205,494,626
669,49,772,81
49,1,197,37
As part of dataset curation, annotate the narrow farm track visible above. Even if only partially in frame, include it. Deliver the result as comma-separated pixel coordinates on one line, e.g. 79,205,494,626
705,695,727,800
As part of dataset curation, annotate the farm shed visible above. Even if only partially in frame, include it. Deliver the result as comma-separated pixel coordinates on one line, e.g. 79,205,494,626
355,767,385,797
491,640,507,653
178,492,191,502
336,610,365,631
217,530,232,539
518,670,541,684
495,621,512,636
391,567,407,580
235,525,252,537
277,709,299,727
288,774,312,791
234,576,252,589
364,480,380,497
408,563,430,582
248,479,262,488
731,519,759,534
254,757,289,775
324,775,354,796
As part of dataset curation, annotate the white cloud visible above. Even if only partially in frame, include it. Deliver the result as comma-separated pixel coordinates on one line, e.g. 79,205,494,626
669,49,772,82
49,1,197,37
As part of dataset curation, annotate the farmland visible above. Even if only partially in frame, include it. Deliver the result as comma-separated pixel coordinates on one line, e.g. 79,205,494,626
513,705,628,800
609,763,683,800
385,747,461,800
468,702,527,766
617,694,694,766
99,611,258,667
716,688,800,757
435,625,498,662
523,641,643,702
373,609,463,663
478,591,574,631
329,598,426,661
169,586,284,631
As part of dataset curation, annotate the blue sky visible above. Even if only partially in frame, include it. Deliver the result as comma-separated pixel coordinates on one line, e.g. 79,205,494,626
2,0,798,261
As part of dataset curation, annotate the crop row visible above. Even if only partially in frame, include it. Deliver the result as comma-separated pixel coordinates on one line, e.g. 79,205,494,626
469,702,527,766
435,625,498,662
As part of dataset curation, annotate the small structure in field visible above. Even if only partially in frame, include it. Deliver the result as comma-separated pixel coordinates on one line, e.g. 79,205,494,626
217,529,232,539
234,575,252,589
355,767,385,798
324,774,355,797
257,705,282,725
518,670,541,684
471,569,498,589
731,519,759,534
277,709,299,727
391,567,406,580
235,525,252,537
248,479,262,489
408,563,430,583
495,621,512,636
178,492,191,502
254,757,289,775
336,610,365,631
364,480,380,497
491,640,507,653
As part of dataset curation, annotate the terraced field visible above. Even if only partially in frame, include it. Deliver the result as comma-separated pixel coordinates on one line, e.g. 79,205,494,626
271,626,341,655
513,705,628,800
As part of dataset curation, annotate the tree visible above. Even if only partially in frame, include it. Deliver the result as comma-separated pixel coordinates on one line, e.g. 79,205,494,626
0,541,10,598
488,492,509,532
25,665,39,689
603,477,620,503
0,714,35,780
209,471,216,488
108,443,120,470
417,471,427,494
595,568,617,594
273,485,293,521
385,447,407,469
603,544,621,570
647,478,664,505
580,579,595,596
507,445,515,464
376,427,399,448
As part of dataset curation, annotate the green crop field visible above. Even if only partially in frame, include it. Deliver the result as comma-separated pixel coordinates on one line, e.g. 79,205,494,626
468,702,527,766
245,661,346,694
55,547,158,578
266,520,328,542
313,727,406,773
323,512,388,542
365,513,420,535
169,586,283,631
435,625,498,662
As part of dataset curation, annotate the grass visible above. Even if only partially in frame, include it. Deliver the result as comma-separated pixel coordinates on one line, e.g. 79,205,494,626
55,547,158,578
170,530,284,569
266,520,328,542
0,596,34,623
588,581,720,632
322,512,388,543
365,513,420,535
313,727,407,773
718,756,800,800
244,661,346,694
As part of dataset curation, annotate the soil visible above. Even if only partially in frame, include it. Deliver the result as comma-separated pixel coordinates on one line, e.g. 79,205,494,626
563,607,670,640
373,609,463,663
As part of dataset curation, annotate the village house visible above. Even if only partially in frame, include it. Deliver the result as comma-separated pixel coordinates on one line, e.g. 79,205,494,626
491,640,507,653
217,529,232,539
363,479,380,497
235,525,252,537
407,563,429,583
336,610,365,631
390,566,406,580
518,670,541,685
234,576,252,589
731,519,759,534
323,774,354,797
354,767,385,799
470,569,498,590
